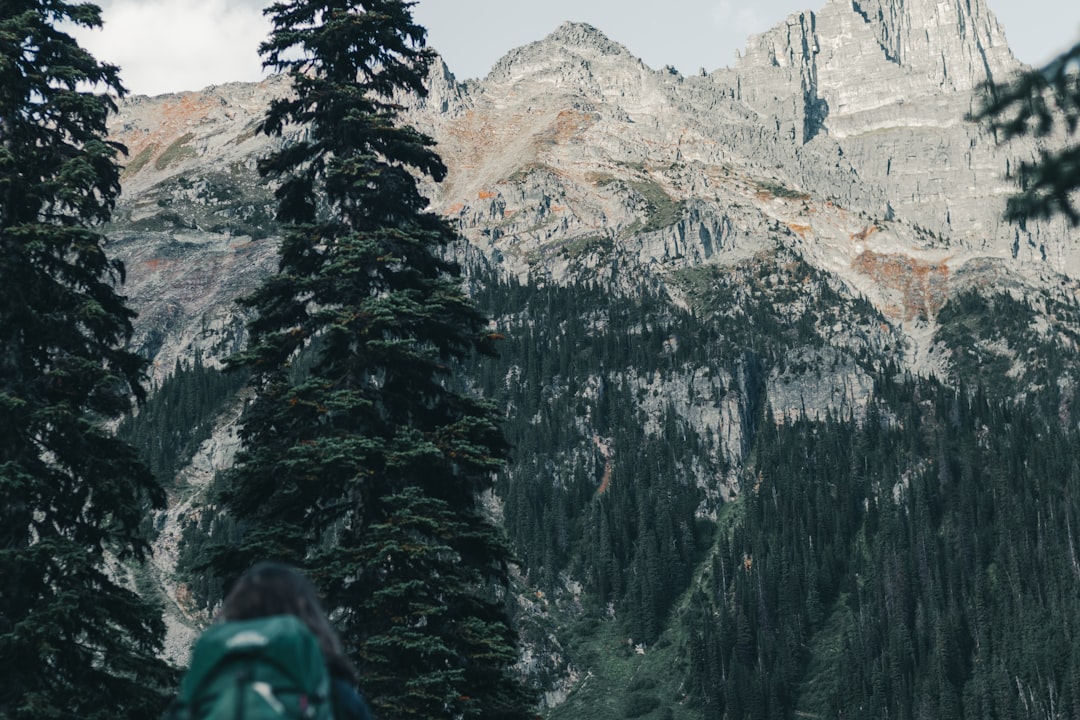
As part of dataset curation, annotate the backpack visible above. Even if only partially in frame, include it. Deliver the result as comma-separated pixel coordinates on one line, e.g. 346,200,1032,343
168,614,335,720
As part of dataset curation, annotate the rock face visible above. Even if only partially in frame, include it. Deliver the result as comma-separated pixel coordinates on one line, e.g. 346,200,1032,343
107,1,1079,382
106,78,288,380
726,0,1076,268
106,0,1080,674
149,396,246,663
841,0,1014,90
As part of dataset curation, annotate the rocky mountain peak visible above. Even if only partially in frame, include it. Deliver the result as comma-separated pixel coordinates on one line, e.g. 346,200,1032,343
732,0,1022,149
409,54,472,118
544,21,630,56
839,0,1016,90
484,20,647,88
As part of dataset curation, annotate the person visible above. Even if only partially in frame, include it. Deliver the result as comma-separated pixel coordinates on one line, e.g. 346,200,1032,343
217,561,374,720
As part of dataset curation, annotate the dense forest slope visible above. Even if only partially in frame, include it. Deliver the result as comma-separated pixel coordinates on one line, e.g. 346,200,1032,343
109,0,1080,717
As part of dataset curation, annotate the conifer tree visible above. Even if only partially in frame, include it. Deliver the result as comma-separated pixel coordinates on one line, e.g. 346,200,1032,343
211,2,534,719
0,2,171,717
972,39,1080,224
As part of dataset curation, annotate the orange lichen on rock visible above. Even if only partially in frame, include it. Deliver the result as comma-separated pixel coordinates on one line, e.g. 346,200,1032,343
444,203,465,215
852,250,950,321
787,223,812,237
477,190,497,200
851,225,879,241
593,433,613,495
552,109,598,143
112,92,223,175
533,110,599,150
596,459,613,495
442,109,517,172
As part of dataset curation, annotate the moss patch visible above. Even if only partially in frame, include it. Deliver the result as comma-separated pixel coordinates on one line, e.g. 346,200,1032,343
627,179,684,234
755,179,810,200
123,145,157,177
560,235,614,259
155,132,197,170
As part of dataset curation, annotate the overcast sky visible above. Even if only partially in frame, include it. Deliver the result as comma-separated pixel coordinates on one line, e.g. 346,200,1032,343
73,0,1080,97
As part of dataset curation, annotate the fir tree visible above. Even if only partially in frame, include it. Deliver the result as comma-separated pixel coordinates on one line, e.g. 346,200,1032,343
210,2,534,720
0,2,171,717
971,38,1080,224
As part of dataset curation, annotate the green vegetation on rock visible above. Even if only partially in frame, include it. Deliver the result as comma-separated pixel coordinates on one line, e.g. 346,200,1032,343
155,132,196,170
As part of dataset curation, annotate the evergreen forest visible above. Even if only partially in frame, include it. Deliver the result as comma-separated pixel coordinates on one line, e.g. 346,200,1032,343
163,251,1080,719
462,260,1080,720
6,1,1080,719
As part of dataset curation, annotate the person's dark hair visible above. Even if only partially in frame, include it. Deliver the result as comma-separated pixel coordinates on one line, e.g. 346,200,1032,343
221,561,356,681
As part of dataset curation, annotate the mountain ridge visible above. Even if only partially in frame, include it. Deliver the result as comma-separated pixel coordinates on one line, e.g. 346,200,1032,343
105,1,1079,385
103,0,1080,689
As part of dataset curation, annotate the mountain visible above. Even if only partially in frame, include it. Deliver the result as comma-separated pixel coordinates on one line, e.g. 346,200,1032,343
107,0,1080,717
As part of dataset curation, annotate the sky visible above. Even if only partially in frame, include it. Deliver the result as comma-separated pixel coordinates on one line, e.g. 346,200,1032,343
72,0,1080,97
